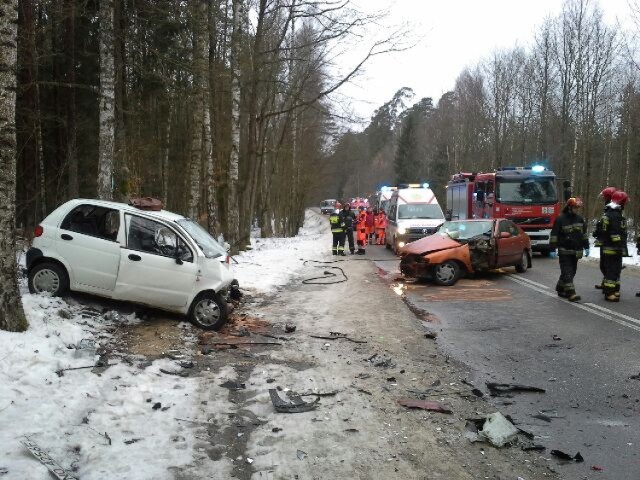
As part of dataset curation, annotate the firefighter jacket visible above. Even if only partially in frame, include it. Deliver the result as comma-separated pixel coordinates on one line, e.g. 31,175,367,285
593,206,611,247
339,209,356,231
329,213,344,233
550,210,589,257
598,208,628,256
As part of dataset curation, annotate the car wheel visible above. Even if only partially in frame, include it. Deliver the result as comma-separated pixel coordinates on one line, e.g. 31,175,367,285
189,292,228,330
28,262,69,296
433,261,461,286
515,251,529,273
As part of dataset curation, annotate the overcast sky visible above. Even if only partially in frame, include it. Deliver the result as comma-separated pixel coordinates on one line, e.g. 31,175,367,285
337,0,633,126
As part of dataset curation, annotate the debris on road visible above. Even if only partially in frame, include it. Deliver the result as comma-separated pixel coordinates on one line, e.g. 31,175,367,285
424,331,437,339
550,449,584,462
21,437,79,480
478,412,519,447
296,449,308,460
521,444,546,452
629,373,640,380
552,334,562,341
285,324,297,333
269,389,319,413
220,380,246,390
152,402,162,410
591,465,604,471
396,398,452,414
309,332,367,343
486,382,546,396
159,368,189,377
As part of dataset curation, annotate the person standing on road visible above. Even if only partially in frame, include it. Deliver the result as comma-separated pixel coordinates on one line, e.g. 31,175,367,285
339,203,356,255
365,207,375,245
329,209,346,256
594,186,617,291
356,207,367,255
636,233,640,298
549,197,590,302
375,209,387,245
599,191,629,302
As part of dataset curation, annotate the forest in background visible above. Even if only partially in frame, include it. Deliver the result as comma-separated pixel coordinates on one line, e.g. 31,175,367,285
327,0,640,229
13,0,403,250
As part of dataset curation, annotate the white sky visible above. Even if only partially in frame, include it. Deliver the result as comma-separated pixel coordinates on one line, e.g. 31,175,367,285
338,0,633,125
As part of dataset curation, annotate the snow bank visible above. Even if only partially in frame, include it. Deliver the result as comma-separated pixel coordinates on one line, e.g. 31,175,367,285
587,239,640,266
232,209,332,293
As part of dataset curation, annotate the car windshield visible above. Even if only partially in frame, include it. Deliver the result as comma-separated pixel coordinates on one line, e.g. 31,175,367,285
438,221,493,241
496,177,557,204
398,204,444,220
176,219,226,259
320,200,335,207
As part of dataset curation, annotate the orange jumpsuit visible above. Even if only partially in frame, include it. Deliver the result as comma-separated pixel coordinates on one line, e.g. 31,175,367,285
356,210,367,254
375,212,387,245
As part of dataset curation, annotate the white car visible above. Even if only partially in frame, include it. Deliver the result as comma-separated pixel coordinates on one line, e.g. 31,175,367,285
26,198,237,330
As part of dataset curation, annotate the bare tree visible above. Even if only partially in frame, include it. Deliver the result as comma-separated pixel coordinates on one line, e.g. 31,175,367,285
98,0,116,200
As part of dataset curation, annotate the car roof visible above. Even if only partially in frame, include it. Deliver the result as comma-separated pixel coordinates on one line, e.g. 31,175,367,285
68,198,186,223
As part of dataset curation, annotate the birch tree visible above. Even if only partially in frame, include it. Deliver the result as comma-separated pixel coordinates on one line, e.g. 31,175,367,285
0,0,28,331
98,0,116,200
227,0,242,249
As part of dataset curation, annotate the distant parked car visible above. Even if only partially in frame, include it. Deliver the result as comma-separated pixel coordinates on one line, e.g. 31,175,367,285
26,198,237,330
400,219,531,286
320,199,339,215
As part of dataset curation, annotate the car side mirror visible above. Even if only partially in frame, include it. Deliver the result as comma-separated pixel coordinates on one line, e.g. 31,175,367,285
499,231,511,239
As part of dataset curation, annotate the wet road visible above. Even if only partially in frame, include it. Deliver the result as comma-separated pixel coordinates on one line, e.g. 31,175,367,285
371,245,640,480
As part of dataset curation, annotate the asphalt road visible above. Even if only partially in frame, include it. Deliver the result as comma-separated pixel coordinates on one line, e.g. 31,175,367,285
371,246,640,480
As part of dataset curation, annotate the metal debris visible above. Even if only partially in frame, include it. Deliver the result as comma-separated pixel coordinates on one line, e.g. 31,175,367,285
269,389,319,413
296,449,308,460
479,412,519,447
310,332,367,344
285,324,297,333
220,380,246,390
20,437,79,480
550,449,584,462
396,399,452,414
486,382,546,396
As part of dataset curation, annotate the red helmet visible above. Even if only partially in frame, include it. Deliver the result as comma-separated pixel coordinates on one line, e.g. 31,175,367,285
611,190,629,206
566,197,583,208
600,186,617,201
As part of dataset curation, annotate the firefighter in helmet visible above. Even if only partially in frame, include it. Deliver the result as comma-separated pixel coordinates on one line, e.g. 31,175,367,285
598,190,629,302
339,203,356,254
329,209,346,256
594,186,617,291
549,197,589,302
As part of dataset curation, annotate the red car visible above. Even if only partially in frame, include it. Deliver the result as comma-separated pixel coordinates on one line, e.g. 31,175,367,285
400,219,532,286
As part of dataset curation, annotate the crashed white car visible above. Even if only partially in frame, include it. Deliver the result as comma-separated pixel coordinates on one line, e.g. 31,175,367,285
26,198,237,330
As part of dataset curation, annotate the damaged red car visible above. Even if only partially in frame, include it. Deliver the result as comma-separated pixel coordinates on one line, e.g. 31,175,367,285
399,219,532,286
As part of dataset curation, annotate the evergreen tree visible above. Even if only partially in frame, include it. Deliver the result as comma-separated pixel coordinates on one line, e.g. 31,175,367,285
395,113,419,184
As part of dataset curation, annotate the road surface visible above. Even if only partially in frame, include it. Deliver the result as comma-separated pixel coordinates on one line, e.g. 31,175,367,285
373,246,640,480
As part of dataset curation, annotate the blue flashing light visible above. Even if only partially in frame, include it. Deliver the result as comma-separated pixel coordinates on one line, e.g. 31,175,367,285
380,186,390,192
531,165,545,173
422,182,430,188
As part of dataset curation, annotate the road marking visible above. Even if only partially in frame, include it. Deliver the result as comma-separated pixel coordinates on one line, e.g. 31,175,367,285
508,275,550,289
504,274,640,334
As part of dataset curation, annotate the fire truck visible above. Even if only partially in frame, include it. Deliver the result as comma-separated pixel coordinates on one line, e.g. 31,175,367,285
446,166,560,254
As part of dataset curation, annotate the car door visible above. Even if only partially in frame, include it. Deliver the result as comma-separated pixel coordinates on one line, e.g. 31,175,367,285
114,214,198,309
56,204,122,293
495,220,520,267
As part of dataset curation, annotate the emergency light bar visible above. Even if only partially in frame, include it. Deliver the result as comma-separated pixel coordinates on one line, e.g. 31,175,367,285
398,183,431,189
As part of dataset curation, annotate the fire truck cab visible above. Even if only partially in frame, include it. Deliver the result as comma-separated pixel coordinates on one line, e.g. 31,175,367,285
446,166,560,254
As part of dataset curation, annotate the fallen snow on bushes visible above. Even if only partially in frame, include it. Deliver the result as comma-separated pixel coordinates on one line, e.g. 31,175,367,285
232,209,332,293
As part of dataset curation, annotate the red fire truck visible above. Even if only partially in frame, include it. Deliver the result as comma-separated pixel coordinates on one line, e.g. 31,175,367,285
446,166,560,254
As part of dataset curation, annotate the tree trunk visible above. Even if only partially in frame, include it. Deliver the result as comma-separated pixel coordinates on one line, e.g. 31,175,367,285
64,0,78,199
162,100,172,205
0,0,28,332
227,0,242,249
98,0,115,200
114,0,128,199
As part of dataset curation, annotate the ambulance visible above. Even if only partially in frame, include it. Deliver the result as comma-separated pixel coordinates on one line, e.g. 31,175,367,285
385,184,445,254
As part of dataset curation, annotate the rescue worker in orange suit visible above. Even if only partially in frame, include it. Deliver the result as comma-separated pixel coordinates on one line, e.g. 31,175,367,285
374,209,387,245
594,186,617,291
356,207,367,255
339,203,356,255
549,197,589,302
329,209,346,255
598,190,629,302
365,207,375,244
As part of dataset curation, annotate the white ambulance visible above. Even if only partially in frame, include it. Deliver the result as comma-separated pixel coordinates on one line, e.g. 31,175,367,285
385,184,445,254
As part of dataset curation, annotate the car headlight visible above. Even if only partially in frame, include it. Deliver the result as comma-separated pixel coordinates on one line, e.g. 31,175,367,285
398,227,406,235
398,241,406,248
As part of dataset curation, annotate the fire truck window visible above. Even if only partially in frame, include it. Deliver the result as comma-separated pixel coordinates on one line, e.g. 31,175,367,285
486,182,494,194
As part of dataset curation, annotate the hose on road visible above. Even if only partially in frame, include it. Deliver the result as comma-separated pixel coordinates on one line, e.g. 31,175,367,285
301,257,399,285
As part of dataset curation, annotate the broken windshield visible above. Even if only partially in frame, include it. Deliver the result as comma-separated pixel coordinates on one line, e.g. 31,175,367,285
439,221,493,241
496,177,557,204
176,219,226,259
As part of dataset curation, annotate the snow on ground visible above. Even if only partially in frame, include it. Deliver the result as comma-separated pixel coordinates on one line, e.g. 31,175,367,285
1,209,331,479
587,239,640,266
232,209,332,294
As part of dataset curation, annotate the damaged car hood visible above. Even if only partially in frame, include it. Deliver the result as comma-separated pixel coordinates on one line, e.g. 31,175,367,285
402,233,462,255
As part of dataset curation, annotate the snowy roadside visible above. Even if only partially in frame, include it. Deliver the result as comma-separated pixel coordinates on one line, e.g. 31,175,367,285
0,209,330,480
587,239,640,266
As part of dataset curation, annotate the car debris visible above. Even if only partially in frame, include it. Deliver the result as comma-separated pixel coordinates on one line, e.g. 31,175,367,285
152,402,162,410
309,332,367,344
591,465,604,471
424,331,437,339
124,438,142,445
220,380,246,390
629,373,640,380
550,449,584,462
486,382,546,396
285,324,297,333
269,389,320,413
479,412,519,447
396,399,452,414
296,449,308,460
298,390,339,397
159,368,189,377
272,427,283,433
521,444,546,452
20,437,79,480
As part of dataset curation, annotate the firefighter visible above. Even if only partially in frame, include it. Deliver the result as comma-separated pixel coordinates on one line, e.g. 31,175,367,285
339,203,356,254
329,209,346,256
599,190,629,302
636,233,640,298
549,197,589,302
375,209,387,245
365,207,375,244
594,186,617,290
356,206,367,255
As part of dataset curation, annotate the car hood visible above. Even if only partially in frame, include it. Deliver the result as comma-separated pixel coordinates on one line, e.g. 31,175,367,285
402,233,462,255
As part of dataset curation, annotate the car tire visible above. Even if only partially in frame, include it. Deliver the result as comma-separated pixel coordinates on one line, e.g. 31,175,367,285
28,262,70,296
433,261,461,286
515,251,529,273
189,291,228,331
